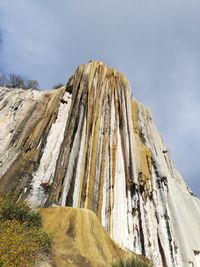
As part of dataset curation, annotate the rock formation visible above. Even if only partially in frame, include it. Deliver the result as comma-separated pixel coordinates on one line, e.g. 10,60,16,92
0,61,200,267
40,206,148,267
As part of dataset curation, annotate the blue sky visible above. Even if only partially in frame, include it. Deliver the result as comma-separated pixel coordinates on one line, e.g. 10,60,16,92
0,0,200,196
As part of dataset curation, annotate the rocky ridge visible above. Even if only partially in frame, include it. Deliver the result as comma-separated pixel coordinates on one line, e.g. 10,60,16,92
0,61,200,267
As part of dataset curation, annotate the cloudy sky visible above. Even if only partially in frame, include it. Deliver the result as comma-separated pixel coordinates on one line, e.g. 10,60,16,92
0,0,199,196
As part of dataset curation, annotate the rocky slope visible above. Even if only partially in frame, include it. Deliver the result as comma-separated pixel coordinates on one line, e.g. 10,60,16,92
0,61,200,267
39,207,148,267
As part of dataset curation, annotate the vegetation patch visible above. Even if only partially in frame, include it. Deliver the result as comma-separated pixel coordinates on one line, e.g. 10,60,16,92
0,195,52,267
0,73,39,89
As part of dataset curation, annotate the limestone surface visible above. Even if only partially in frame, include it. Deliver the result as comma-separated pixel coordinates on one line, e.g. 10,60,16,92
39,207,149,267
0,61,200,267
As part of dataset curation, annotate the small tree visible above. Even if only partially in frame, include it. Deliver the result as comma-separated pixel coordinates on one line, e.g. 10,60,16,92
26,80,39,90
7,74,25,88
0,73,40,90
0,74,8,87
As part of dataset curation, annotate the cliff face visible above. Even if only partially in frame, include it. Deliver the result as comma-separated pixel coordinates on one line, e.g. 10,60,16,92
0,61,200,267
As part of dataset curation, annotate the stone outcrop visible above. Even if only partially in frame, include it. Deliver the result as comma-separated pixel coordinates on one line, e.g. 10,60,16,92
39,207,149,267
0,61,200,267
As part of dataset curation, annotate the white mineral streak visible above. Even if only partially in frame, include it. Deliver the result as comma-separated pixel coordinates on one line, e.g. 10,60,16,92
101,141,110,231
112,126,129,248
72,116,86,207
110,90,115,218
125,83,140,181
143,187,163,265
126,190,134,251
88,84,106,212
60,96,86,206
28,92,72,208
92,112,104,212
195,253,200,267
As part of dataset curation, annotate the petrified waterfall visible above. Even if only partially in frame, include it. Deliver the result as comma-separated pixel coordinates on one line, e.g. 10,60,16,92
0,61,200,267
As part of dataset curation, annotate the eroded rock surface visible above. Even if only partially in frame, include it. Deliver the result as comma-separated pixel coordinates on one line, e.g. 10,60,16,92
0,61,200,267
40,207,148,267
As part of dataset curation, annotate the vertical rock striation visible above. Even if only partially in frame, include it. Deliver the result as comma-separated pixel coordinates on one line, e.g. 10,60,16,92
0,61,200,267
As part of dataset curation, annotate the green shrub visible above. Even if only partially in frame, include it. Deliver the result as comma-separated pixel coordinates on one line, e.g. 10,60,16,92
0,195,42,228
0,195,52,267
112,257,152,267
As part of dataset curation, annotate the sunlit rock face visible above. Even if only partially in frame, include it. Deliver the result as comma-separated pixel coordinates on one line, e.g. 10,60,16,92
0,61,200,267
39,206,143,267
